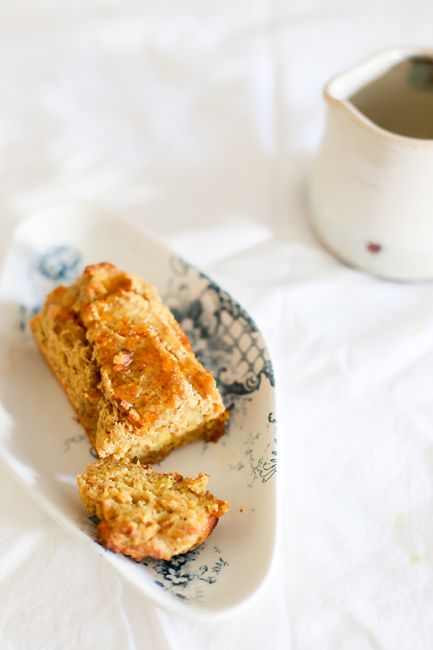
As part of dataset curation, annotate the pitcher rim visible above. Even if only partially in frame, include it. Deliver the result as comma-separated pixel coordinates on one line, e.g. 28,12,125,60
324,46,433,147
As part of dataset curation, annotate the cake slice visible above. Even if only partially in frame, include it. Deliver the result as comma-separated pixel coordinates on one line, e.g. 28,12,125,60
30,262,228,463
77,458,229,560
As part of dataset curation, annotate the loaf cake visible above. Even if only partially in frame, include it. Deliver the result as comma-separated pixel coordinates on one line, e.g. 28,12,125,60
77,458,229,560
30,262,228,463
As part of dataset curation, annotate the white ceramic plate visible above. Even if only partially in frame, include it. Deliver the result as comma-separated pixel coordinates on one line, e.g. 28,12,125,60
0,204,277,620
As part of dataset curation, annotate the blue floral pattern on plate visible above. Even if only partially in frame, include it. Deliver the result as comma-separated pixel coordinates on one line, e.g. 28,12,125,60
165,257,275,408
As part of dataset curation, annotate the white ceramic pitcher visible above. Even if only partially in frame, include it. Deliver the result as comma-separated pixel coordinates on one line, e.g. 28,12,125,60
310,48,433,280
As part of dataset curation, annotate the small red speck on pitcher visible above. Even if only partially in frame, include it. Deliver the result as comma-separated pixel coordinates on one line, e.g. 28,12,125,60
367,242,382,254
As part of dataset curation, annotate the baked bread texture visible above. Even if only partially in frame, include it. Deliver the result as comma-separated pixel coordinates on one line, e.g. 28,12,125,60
30,262,228,463
77,458,229,560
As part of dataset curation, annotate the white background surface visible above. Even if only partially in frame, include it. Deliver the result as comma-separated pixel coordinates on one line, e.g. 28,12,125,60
2,1,433,648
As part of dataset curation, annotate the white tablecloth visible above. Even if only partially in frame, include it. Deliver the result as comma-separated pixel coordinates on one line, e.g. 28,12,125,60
2,1,433,648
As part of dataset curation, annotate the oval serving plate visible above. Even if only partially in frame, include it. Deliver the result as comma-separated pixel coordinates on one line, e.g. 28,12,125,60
0,204,277,620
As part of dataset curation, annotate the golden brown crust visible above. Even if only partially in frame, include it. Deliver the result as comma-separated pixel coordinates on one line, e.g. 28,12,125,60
77,458,229,560
30,263,228,462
